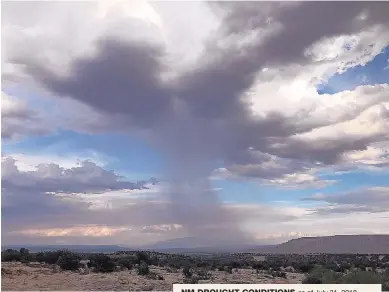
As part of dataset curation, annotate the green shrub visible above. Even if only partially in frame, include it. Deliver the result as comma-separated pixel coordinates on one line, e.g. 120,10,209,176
225,266,233,274
183,265,193,278
321,270,342,284
56,251,81,271
339,271,382,284
20,248,33,263
138,261,150,275
35,250,67,265
196,269,212,280
183,275,199,284
19,248,29,255
302,276,322,284
2,249,21,262
272,271,287,278
135,252,151,265
295,262,315,273
117,257,134,270
88,254,115,273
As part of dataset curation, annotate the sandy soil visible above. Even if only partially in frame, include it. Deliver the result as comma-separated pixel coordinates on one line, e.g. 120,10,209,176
1,262,304,291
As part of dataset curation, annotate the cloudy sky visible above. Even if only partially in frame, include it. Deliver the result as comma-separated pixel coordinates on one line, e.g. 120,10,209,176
1,1,389,247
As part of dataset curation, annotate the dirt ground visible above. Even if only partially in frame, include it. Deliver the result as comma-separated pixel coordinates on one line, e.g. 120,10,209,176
1,262,304,291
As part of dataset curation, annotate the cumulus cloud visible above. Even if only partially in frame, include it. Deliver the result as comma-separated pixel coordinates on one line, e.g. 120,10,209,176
1,156,153,195
141,224,183,234
12,225,131,238
211,150,337,189
1,155,158,237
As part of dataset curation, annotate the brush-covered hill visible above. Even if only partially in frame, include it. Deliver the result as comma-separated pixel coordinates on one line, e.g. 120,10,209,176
249,235,389,254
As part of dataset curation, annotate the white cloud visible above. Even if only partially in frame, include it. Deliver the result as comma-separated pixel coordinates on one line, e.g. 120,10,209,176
265,172,337,189
340,142,389,170
6,152,107,172
141,224,183,234
12,225,131,237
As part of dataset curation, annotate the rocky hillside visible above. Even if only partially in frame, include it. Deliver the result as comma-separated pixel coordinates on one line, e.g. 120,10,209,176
250,235,389,254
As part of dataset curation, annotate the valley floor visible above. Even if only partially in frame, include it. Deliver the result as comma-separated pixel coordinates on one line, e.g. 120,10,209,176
1,262,304,291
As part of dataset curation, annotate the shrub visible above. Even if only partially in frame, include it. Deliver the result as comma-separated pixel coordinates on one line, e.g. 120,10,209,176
135,252,151,265
19,248,29,255
20,258,30,264
20,248,32,263
321,270,342,284
138,261,150,275
272,271,286,278
295,262,315,273
183,275,199,284
302,276,322,284
339,271,382,284
117,257,134,270
88,254,115,273
2,249,21,262
196,269,212,280
35,252,45,263
36,250,66,265
56,252,81,271
183,265,193,278
225,266,233,274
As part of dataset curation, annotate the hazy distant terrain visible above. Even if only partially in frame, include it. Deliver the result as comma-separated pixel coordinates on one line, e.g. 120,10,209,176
249,235,389,254
4,235,389,254
1,245,128,253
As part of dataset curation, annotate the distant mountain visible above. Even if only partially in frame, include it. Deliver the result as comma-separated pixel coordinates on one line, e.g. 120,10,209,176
1,245,129,253
144,237,218,249
248,235,389,254
143,237,262,253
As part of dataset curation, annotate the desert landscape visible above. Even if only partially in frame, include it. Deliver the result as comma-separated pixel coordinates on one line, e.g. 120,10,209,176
1,261,303,291
2,237,389,291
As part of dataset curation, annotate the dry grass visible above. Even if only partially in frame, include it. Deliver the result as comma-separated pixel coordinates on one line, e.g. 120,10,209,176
1,262,304,291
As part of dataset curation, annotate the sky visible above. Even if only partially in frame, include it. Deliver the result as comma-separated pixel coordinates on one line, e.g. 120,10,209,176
1,1,389,247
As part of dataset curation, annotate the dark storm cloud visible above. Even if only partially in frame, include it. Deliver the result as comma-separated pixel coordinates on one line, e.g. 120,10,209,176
216,1,389,65
15,38,173,128
267,135,385,165
165,1,389,166
14,2,389,154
